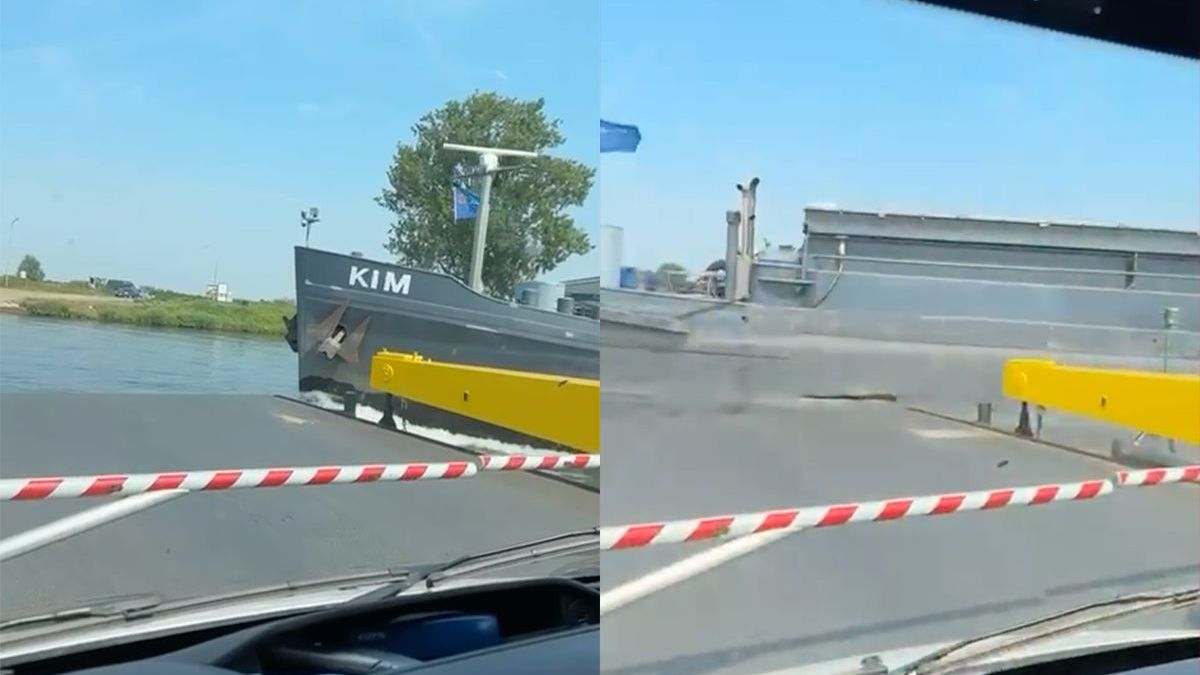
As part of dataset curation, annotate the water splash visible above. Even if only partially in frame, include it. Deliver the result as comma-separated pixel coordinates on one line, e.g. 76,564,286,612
300,390,562,457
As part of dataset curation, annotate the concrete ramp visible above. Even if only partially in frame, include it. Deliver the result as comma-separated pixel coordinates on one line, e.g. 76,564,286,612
0,394,597,619
600,338,1200,675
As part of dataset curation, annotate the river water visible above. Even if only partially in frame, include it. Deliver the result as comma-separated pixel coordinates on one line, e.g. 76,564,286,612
0,314,296,394
0,313,591,465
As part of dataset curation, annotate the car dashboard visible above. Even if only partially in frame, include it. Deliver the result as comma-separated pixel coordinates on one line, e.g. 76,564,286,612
6,577,599,675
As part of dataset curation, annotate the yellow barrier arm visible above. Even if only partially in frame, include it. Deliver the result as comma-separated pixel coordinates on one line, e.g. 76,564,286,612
370,351,599,453
1003,359,1200,445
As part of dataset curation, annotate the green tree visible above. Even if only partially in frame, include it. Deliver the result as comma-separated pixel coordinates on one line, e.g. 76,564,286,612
17,254,44,282
656,262,687,290
376,92,594,298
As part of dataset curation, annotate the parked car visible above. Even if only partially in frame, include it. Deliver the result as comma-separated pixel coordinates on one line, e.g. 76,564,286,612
113,284,143,299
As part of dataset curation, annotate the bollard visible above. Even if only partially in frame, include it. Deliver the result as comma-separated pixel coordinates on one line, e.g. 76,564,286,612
1162,307,1178,373
977,402,993,425
378,394,398,431
1015,402,1033,437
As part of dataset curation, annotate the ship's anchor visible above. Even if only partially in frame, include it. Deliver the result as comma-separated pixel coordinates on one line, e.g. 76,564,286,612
319,325,348,359
307,302,371,364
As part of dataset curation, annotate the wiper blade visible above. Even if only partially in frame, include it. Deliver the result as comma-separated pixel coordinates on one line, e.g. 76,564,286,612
890,586,1200,675
1,568,415,635
0,594,161,632
422,527,599,589
354,528,599,603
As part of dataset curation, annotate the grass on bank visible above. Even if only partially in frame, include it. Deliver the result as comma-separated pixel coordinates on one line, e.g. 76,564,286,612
0,275,109,295
21,296,296,337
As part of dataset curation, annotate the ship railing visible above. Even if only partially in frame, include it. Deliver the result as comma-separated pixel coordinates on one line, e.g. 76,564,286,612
805,253,1200,286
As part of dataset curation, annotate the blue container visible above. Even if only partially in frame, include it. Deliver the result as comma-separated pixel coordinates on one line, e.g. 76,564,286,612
619,266,639,289
353,611,501,660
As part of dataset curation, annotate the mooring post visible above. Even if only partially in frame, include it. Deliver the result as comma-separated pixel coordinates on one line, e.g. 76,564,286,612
1015,401,1033,437
378,394,398,430
977,402,992,425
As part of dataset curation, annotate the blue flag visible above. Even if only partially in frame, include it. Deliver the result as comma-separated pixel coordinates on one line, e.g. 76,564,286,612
601,119,641,153
452,182,480,220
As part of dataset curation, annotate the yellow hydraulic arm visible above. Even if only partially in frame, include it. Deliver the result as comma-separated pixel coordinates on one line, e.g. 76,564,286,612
1002,358,1200,445
369,351,599,453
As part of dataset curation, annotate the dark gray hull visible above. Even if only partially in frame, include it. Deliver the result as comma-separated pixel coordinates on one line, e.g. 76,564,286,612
289,247,598,448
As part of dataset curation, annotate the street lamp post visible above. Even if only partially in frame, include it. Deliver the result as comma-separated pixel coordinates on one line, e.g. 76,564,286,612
4,217,19,287
443,143,539,294
202,245,219,287
300,207,320,247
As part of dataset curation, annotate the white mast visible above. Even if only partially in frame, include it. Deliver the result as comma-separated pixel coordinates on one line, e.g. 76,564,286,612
443,143,540,293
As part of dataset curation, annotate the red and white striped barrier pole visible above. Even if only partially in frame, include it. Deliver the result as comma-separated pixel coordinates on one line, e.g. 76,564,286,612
477,454,599,471
0,453,598,501
1115,465,1200,488
0,462,477,501
0,490,190,562
599,479,1113,550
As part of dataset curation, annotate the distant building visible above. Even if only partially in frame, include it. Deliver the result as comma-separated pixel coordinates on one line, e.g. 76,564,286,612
599,225,623,288
205,282,232,303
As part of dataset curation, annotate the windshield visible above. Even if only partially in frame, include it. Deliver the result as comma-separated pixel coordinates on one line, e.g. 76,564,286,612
0,0,599,631
598,1,1199,674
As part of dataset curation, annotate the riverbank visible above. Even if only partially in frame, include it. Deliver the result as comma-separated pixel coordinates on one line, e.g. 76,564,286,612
1,289,294,337
0,286,131,305
0,276,112,297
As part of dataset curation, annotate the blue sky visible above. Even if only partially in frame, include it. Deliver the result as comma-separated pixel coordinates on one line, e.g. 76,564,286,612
0,0,598,300
601,0,1200,272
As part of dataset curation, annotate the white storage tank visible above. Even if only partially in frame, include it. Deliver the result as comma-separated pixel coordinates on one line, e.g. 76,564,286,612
600,224,623,288
514,281,566,311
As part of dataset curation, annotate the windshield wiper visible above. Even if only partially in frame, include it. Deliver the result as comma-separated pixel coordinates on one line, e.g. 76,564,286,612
0,568,415,635
0,594,161,632
422,527,599,588
887,586,1199,675
2,531,599,633
353,527,599,603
